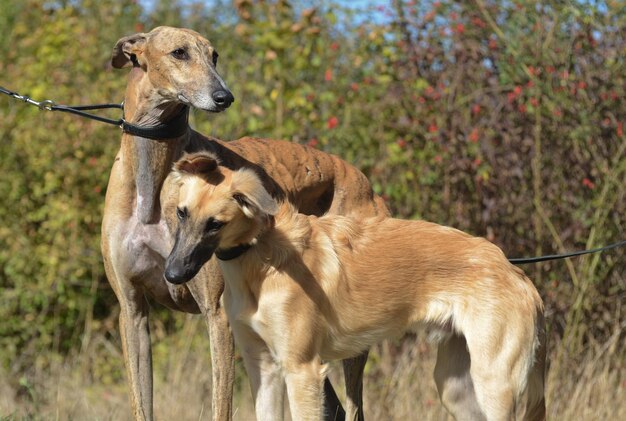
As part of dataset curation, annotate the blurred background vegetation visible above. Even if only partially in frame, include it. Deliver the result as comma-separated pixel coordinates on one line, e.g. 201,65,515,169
0,0,624,419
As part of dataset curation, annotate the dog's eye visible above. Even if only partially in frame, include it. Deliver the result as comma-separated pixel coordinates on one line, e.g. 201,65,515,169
176,206,188,221
212,50,219,66
205,218,225,233
171,48,189,60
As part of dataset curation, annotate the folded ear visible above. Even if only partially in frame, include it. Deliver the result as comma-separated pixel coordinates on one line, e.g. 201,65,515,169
233,191,279,219
231,171,279,219
173,152,219,176
111,33,147,68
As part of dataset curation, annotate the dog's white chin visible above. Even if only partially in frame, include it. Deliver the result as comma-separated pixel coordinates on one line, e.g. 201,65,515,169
178,92,219,112
203,107,225,113
187,93,223,112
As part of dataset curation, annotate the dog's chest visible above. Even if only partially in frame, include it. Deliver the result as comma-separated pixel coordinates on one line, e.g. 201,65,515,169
221,263,255,320
221,263,284,344
114,215,186,304
116,215,200,311
120,215,172,273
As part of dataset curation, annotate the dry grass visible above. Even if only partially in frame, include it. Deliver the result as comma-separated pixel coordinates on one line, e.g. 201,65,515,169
1,316,624,420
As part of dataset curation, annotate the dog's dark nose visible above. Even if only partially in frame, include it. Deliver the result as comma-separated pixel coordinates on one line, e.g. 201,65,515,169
212,90,235,108
164,266,187,285
164,259,193,285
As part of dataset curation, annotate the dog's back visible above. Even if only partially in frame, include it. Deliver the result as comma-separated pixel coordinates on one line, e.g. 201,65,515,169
275,213,542,338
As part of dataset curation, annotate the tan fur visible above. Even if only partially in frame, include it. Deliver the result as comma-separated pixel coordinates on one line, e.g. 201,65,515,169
170,156,547,421
102,27,386,421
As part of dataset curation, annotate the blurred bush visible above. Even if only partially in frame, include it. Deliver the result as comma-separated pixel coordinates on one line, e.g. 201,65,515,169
0,0,624,382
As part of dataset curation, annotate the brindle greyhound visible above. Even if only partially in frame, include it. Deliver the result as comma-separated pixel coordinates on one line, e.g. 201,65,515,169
101,26,388,420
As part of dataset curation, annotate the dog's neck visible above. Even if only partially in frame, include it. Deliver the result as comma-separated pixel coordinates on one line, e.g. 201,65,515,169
123,69,188,126
217,209,314,306
223,207,311,269
216,216,275,262
122,68,190,224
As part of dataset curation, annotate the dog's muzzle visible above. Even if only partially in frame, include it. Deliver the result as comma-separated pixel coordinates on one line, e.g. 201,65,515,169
164,234,217,284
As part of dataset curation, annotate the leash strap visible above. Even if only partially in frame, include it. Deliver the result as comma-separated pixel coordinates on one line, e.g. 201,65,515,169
49,103,124,125
1,86,188,140
509,239,626,264
1,86,123,124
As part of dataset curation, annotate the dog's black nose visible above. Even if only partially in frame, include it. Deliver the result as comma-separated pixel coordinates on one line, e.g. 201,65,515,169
212,90,235,108
164,258,195,285
164,266,187,285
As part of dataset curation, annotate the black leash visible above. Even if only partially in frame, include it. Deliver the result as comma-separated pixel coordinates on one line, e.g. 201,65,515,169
0,86,188,140
1,86,124,124
509,239,626,264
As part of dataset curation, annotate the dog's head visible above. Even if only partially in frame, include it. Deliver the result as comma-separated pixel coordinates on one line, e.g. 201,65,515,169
164,152,278,284
111,26,234,112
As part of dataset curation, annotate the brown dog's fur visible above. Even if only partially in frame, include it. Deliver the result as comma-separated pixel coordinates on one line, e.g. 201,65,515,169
101,26,385,420
166,152,547,421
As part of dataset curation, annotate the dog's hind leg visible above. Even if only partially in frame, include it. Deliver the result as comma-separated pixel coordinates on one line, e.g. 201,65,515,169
516,313,547,421
323,377,346,421
342,351,368,421
464,312,540,421
434,334,486,421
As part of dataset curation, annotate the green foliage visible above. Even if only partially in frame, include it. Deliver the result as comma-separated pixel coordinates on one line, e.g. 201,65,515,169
0,0,141,371
0,0,623,384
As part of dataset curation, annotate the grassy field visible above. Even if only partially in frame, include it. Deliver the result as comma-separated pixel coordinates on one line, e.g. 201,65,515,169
1,315,624,421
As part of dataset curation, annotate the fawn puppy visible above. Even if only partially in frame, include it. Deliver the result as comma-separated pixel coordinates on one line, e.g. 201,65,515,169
164,151,547,421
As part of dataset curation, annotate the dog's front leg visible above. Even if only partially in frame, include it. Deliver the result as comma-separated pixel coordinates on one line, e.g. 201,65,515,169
285,360,326,421
252,356,285,421
254,368,285,421
231,323,285,420
117,292,154,421
206,298,235,421
188,258,235,421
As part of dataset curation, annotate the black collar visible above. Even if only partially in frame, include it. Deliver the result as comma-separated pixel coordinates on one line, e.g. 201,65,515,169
122,106,189,140
215,243,252,261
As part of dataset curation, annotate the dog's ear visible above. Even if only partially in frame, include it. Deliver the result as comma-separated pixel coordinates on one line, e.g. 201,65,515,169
233,191,279,219
174,153,219,176
112,33,148,69
231,170,279,219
